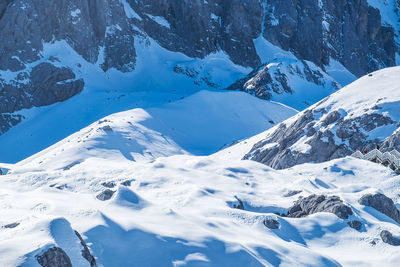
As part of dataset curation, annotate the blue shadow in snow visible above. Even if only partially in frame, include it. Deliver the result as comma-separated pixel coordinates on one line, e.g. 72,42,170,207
85,214,278,267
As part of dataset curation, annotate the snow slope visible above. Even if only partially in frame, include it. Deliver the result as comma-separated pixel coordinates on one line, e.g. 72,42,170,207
2,140,400,266
2,66,400,266
0,36,252,164
15,90,296,171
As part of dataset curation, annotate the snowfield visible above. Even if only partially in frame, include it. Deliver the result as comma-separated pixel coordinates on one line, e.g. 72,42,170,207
2,73,400,265
1,0,400,266
2,145,400,266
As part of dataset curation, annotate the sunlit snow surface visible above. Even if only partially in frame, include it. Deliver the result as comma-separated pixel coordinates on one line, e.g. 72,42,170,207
1,67,400,266
1,142,400,266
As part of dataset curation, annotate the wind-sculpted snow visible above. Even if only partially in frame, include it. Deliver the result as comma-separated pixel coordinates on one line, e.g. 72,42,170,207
12,90,296,169
244,67,400,169
2,143,400,265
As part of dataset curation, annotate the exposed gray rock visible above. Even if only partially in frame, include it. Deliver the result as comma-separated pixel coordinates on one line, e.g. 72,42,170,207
0,63,84,135
359,193,400,224
244,104,395,169
96,189,115,201
233,196,245,210
347,220,362,231
101,181,116,188
227,59,340,108
121,180,132,186
263,218,280,229
264,0,396,77
74,231,97,267
380,129,400,152
380,230,400,246
101,125,113,132
36,247,72,267
283,190,302,198
287,195,353,219
0,0,398,135
3,222,19,229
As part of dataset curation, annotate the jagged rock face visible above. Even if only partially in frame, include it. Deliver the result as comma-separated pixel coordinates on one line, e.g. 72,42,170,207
244,67,400,169
36,247,73,267
244,108,394,169
131,0,263,67
0,0,398,135
227,59,340,109
286,194,353,219
0,0,137,72
380,129,400,151
75,230,97,267
263,0,396,77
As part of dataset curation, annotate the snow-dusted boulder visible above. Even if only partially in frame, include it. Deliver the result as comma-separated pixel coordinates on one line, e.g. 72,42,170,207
359,193,400,224
381,230,400,246
287,195,353,219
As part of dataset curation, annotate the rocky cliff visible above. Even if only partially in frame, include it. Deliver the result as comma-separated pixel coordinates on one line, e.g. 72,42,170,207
243,66,400,169
0,0,399,134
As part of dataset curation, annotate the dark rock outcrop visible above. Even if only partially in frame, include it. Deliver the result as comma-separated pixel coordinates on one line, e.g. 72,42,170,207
227,59,340,108
96,189,115,201
233,196,245,210
359,193,400,224
347,220,362,231
244,109,395,169
264,0,396,77
0,0,398,134
3,222,19,229
0,63,84,135
101,181,116,188
380,230,400,246
75,231,97,267
121,180,132,186
287,195,353,219
264,218,280,229
283,190,302,198
36,247,73,267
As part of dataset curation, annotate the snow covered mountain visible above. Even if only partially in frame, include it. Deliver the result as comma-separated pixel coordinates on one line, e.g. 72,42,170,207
11,90,296,170
1,0,399,155
244,66,400,169
2,80,400,265
227,59,342,110
2,1,400,266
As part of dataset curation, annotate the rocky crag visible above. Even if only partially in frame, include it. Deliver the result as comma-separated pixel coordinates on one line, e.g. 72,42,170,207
0,0,399,134
244,66,400,169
